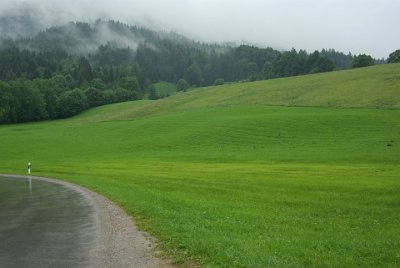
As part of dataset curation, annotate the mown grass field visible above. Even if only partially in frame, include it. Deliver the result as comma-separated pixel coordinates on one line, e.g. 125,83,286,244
1,64,400,267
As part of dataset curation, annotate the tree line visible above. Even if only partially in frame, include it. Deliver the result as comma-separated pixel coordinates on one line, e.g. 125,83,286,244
0,47,143,123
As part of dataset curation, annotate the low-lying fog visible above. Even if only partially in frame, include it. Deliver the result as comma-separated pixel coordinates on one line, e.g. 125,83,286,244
0,0,398,58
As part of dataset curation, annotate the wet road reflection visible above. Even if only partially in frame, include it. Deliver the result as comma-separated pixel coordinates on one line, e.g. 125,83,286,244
0,176,95,267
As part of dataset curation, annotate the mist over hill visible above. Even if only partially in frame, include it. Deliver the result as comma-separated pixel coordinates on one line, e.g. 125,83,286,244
0,2,383,65
0,8,166,55
1,0,399,58
5,20,153,55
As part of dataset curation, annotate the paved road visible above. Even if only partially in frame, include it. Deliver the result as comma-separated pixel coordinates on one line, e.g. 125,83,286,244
0,175,95,267
0,175,174,268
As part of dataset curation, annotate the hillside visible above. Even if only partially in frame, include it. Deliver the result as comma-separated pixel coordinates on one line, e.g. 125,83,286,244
1,15,370,125
73,63,400,123
0,64,399,266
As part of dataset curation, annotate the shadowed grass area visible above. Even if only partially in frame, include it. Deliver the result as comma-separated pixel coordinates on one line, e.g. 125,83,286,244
1,64,400,267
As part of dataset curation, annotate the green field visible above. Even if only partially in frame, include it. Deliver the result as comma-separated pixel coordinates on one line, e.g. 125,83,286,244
1,64,400,267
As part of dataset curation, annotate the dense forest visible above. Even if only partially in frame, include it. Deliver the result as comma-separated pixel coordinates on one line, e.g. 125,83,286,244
0,20,389,124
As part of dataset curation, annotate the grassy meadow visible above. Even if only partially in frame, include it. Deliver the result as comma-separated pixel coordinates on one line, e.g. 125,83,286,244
1,64,400,267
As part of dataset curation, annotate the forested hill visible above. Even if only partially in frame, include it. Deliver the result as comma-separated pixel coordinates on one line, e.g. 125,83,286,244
0,19,385,124
0,19,356,80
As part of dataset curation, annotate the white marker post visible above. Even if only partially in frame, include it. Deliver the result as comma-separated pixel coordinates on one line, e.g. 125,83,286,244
28,161,32,195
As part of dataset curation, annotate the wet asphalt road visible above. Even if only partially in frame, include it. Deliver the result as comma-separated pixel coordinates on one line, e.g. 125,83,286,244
0,176,95,268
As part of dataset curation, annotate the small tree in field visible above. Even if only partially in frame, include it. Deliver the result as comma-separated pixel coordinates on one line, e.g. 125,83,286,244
177,78,190,92
388,49,400,63
351,54,374,68
148,85,159,100
214,78,224,86
58,88,88,118
85,87,107,107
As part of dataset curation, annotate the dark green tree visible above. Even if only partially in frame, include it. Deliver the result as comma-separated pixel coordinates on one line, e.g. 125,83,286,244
0,82,14,123
272,49,300,78
148,85,159,100
40,87,59,119
91,78,106,90
85,87,106,107
121,76,141,99
388,49,400,63
114,87,135,102
214,78,224,86
58,89,88,118
308,51,334,73
50,75,69,94
351,54,374,68
184,63,203,87
320,49,353,69
262,61,273,79
177,78,190,92
10,80,48,122
78,57,93,83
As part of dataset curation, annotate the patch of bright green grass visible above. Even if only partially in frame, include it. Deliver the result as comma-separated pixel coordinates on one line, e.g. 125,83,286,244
1,65,400,266
1,105,399,267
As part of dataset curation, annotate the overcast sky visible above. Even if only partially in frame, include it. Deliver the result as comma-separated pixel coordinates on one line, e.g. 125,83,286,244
1,0,399,58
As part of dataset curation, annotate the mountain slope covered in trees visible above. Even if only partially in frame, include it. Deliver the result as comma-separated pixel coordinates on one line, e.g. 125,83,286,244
0,19,383,124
